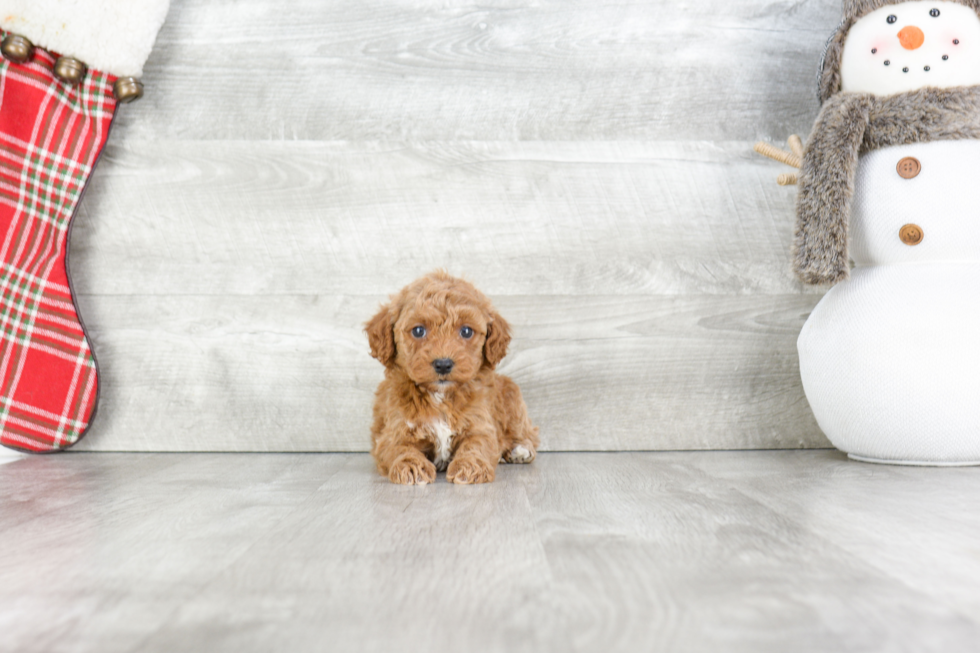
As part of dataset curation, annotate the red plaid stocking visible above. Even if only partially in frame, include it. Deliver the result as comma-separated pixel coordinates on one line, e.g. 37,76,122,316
0,35,117,452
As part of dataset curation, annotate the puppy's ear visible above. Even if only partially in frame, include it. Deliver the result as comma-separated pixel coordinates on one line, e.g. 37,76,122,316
365,303,397,368
483,311,511,370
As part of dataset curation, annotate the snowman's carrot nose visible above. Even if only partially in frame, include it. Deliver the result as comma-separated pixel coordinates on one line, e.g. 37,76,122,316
898,25,925,50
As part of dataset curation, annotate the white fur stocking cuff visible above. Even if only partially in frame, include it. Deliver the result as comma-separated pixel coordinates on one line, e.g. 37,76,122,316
0,0,171,77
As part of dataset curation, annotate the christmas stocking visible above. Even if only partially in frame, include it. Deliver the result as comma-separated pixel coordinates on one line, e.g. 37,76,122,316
0,1,169,452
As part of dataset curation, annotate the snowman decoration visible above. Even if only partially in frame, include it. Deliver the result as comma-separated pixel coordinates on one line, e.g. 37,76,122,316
759,0,980,465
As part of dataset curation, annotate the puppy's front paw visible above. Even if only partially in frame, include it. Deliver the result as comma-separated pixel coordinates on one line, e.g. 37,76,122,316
389,457,436,486
446,457,495,485
503,444,535,464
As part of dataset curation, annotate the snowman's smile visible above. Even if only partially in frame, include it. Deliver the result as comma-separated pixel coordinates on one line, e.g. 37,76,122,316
840,1,980,96
879,32,957,75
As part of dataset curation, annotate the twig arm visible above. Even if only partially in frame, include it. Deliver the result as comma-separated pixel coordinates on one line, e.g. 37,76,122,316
787,134,804,158
753,141,802,169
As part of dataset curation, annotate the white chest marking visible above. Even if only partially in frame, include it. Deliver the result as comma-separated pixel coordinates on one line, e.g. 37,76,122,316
431,419,454,471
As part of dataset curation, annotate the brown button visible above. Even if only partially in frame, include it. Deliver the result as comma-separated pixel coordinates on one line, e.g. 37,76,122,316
897,157,921,179
899,223,924,246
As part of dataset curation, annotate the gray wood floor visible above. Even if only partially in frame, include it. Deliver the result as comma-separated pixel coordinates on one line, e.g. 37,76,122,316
2,451,979,652
65,0,840,452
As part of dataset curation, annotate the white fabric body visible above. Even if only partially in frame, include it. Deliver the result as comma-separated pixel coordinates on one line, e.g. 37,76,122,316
850,140,980,264
840,1,980,96
799,141,980,464
0,0,171,77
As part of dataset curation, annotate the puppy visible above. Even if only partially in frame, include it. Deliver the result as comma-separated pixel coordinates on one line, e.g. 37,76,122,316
365,271,539,485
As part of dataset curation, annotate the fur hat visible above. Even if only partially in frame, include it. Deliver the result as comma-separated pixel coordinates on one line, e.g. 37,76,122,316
818,0,980,103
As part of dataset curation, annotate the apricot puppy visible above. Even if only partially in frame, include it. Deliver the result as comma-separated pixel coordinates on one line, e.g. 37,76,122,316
366,271,539,485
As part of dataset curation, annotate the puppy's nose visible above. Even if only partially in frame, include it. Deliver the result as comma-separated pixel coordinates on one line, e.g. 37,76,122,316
432,358,454,375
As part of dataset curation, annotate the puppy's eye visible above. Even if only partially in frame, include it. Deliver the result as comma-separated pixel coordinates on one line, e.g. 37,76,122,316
411,326,426,339
887,14,897,23
460,326,474,339
930,8,940,17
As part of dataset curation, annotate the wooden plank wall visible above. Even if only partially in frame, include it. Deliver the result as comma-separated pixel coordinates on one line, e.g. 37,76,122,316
71,0,838,452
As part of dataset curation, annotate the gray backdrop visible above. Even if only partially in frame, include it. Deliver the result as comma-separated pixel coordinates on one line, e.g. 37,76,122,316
72,0,839,452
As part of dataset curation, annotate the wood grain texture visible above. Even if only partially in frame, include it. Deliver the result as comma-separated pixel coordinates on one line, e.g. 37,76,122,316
68,139,827,451
690,453,980,621
72,140,813,297
71,294,825,452
522,452,980,652
0,453,350,653
2,451,980,652
50,0,841,452
111,0,833,142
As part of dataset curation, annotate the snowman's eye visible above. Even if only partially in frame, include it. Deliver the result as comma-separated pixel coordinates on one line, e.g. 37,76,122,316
930,9,940,17
887,14,898,24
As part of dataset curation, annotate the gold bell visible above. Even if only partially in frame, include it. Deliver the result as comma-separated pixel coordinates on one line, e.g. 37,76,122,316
1,33,34,63
113,77,144,103
54,56,87,85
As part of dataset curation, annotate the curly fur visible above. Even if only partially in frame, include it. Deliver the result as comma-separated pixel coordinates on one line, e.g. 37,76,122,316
365,271,539,485
818,0,980,103
796,85,980,285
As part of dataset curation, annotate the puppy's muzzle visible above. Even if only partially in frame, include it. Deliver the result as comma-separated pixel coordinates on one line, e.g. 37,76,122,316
432,358,454,375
